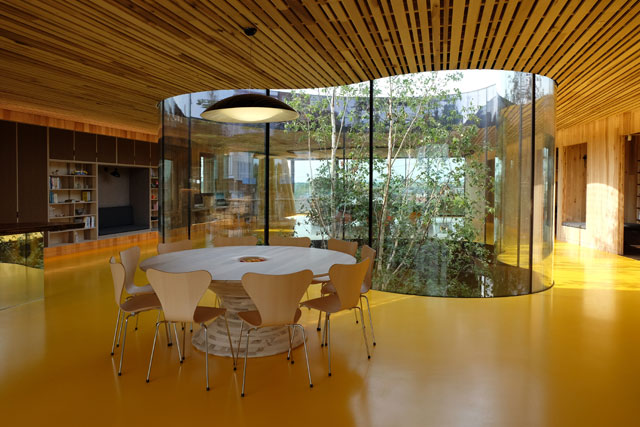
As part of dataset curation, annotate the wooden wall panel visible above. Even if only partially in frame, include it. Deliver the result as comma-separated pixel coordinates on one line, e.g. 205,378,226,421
97,135,116,163
150,142,159,167
0,120,17,222
74,131,97,162
48,128,74,160
117,138,134,165
556,107,640,254
134,140,150,166
562,144,587,223
17,123,47,223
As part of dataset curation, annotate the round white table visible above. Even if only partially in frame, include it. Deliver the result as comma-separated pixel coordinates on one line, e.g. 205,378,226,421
139,246,355,357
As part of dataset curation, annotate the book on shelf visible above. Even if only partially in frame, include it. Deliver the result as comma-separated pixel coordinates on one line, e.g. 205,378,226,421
49,176,61,189
81,191,91,202
83,216,95,228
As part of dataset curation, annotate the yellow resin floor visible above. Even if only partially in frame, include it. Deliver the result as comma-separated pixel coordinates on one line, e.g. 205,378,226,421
1,241,639,426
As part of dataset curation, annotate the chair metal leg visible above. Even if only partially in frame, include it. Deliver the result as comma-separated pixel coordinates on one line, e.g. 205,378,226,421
354,308,359,324
317,310,322,331
116,309,124,348
322,313,329,346
203,323,210,391
190,322,193,333
295,324,313,388
135,313,139,331
162,311,172,346
237,320,244,371
182,322,186,361
241,329,251,397
287,325,296,364
356,306,371,359
172,322,183,363
222,314,236,370
362,294,376,346
111,308,122,355
118,314,132,376
327,314,332,376
146,322,161,383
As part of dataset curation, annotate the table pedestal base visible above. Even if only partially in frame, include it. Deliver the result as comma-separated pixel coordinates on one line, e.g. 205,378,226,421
191,281,304,358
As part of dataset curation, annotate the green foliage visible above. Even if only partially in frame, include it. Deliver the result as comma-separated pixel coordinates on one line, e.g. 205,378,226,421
284,73,493,296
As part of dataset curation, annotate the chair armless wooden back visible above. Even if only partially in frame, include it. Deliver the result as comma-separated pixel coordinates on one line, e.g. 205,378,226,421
146,269,212,323
269,235,311,248
109,257,126,306
119,246,141,293
328,238,358,257
157,239,193,254
360,245,376,292
214,235,259,247
329,259,370,310
241,270,313,327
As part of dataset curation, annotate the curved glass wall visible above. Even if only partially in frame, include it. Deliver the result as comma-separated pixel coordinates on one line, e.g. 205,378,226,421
159,70,555,297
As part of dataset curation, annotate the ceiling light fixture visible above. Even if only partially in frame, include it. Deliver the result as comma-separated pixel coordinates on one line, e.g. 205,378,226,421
200,27,299,124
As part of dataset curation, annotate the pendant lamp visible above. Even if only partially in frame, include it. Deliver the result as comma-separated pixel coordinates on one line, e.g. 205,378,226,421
200,28,299,124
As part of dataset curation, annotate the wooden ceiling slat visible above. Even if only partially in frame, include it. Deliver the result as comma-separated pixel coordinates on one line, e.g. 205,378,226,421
0,0,638,132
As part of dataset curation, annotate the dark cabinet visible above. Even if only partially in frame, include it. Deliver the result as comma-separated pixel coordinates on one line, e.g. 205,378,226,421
17,123,47,223
75,132,97,162
134,140,150,166
117,138,135,165
97,135,116,163
49,128,74,160
0,120,17,222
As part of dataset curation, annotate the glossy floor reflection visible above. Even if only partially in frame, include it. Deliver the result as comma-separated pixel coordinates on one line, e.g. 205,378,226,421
1,241,638,426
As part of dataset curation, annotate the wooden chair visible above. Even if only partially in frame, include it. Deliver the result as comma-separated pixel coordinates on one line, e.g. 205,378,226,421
269,235,311,247
321,245,377,345
314,238,358,329
214,235,258,247
238,269,314,396
301,259,371,376
109,257,165,376
157,238,196,331
145,269,235,391
157,239,192,254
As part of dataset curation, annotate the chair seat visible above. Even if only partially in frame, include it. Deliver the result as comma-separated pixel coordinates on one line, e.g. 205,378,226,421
238,308,302,327
301,294,343,314
321,281,368,295
193,306,227,324
127,283,154,295
120,293,161,314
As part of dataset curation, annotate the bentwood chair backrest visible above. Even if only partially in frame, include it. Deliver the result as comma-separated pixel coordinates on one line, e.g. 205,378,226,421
241,270,313,327
360,245,376,292
119,246,141,292
215,235,258,247
109,257,126,306
270,235,311,248
329,259,370,310
146,269,212,323
157,239,192,254
328,238,358,257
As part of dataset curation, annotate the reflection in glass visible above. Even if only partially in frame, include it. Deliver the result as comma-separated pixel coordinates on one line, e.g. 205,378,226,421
160,70,555,297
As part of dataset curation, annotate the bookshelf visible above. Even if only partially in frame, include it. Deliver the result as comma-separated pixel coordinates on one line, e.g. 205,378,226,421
150,167,159,230
48,161,98,246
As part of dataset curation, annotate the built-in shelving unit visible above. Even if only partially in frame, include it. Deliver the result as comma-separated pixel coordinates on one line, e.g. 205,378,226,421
150,167,159,230
48,161,98,246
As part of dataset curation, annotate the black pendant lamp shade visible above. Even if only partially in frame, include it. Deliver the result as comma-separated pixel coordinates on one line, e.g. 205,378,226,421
200,93,299,124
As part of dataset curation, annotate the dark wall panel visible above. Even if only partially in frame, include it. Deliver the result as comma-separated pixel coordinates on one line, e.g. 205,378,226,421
0,120,17,222
75,132,97,162
17,123,47,223
49,128,74,160
134,140,150,165
97,135,116,163
117,138,134,165
150,142,159,167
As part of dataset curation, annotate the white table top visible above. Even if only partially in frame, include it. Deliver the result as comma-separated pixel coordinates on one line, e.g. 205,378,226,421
139,246,355,281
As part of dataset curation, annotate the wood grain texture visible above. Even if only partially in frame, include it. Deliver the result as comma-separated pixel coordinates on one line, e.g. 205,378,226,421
0,1,638,132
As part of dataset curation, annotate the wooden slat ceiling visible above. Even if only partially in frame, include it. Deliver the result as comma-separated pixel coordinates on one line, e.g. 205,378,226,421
0,0,638,134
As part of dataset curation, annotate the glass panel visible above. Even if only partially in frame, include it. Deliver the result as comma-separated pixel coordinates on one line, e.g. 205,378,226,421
270,84,370,247
532,75,556,292
189,90,266,246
